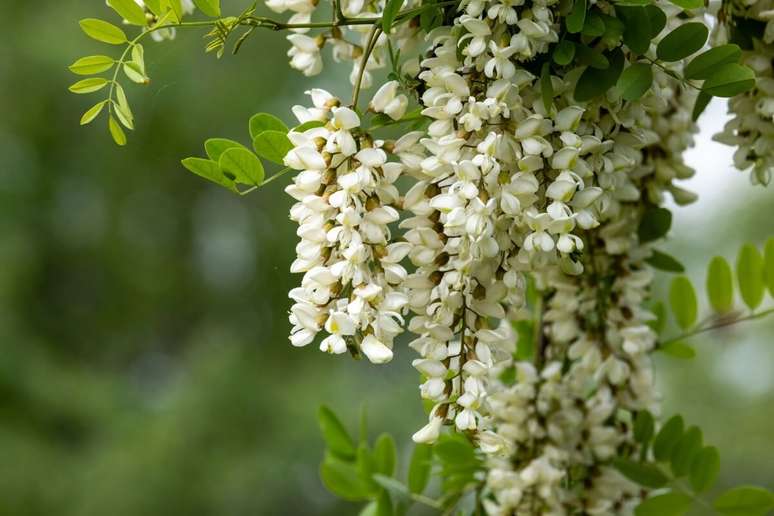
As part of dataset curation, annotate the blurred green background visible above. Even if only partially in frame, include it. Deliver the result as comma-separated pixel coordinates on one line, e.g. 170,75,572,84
0,0,771,514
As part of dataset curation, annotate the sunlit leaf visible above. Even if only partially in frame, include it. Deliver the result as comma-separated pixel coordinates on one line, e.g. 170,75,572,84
736,243,765,310
79,18,128,45
669,276,698,330
69,55,115,75
706,256,734,313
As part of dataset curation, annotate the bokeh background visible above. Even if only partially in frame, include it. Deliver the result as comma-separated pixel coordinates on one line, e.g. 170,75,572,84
0,0,771,514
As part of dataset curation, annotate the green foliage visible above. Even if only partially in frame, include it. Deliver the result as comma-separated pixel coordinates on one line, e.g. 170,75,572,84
702,63,756,97
638,207,672,243
635,492,693,516
765,238,774,296
646,249,684,273
68,55,115,75
707,256,734,313
669,276,698,330
656,23,708,62
690,446,720,493
80,18,128,45
373,434,397,477
667,0,703,9
318,406,357,461
685,45,743,80
193,0,222,17
737,243,765,310
382,0,404,33
612,459,669,488
69,78,109,94
654,415,684,461
253,131,293,165
574,48,624,101
713,486,774,515
626,413,773,516
249,113,289,140
659,340,696,359
407,444,432,494
107,0,148,26
553,40,576,65
566,0,587,34
617,62,653,101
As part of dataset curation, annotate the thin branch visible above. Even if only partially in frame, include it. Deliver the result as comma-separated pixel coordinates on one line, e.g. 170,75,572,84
351,25,381,108
659,306,774,347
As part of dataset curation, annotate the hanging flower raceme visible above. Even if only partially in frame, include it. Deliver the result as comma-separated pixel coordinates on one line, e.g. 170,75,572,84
284,90,408,364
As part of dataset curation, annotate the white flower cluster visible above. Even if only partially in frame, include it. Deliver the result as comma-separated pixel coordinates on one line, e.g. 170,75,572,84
270,0,423,86
271,0,714,512
714,0,774,185
284,89,409,364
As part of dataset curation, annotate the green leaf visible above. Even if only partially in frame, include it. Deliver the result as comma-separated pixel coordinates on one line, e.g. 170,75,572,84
764,238,774,297
219,148,264,186
108,115,127,146
113,95,134,131
181,157,236,191
737,243,765,310
553,40,576,66
123,62,149,84
80,101,108,125
668,0,703,9
79,18,128,45
204,138,248,161
618,62,653,101
684,44,742,80
670,425,702,476
359,501,378,516
582,11,605,37
574,47,624,102
635,492,694,516
253,130,294,165
107,0,147,25
567,0,587,33
634,410,655,445
356,443,377,490
192,0,221,17
318,406,357,461
434,435,477,466
702,63,757,97
690,446,720,493
713,486,774,516
669,276,698,330
540,62,554,112
612,458,670,488
320,456,373,501
707,256,734,313
375,489,393,516
69,55,115,75
408,444,432,494
645,249,685,273
638,206,672,243
382,0,404,33
249,113,289,140
692,91,712,121
649,301,667,334
373,434,397,477
372,474,410,503
68,78,109,94
574,43,610,69
645,5,667,38
657,23,709,62
617,5,653,55
660,341,696,359
600,13,624,46
654,415,684,462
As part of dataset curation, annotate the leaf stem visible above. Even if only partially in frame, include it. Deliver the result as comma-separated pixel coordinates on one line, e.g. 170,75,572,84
659,306,774,347
352,25,382,108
